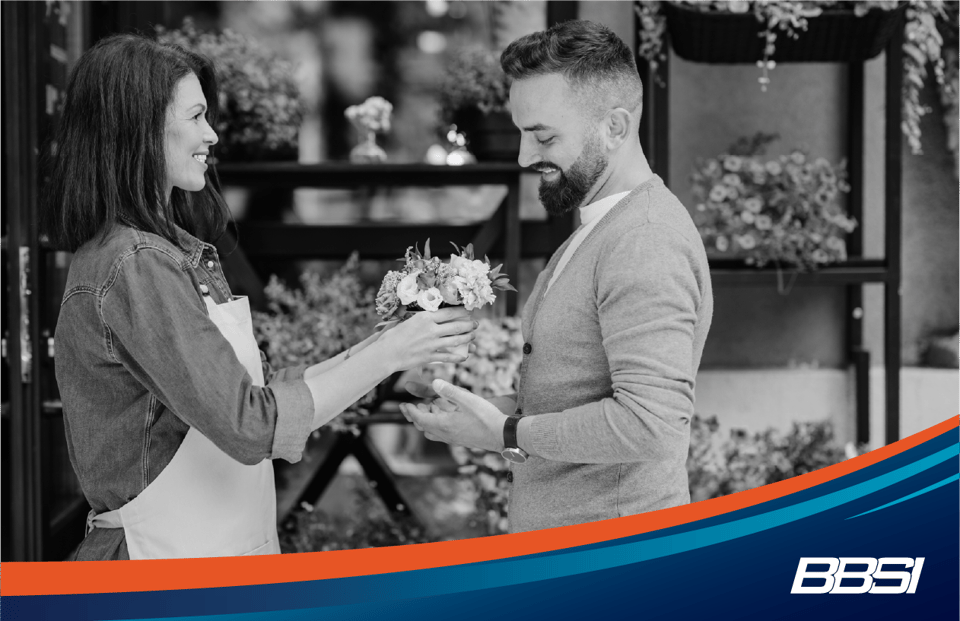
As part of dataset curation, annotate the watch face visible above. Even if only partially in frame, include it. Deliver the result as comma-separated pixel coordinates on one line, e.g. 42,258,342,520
501,448,527,464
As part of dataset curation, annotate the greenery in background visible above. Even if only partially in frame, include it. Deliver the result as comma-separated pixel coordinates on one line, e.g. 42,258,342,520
936,12,959,175
251,254,380,430
437,46,511,125
691,133,856,273
156,18,304,161
279,480,433,553
687,414,856,503
635,1,955,156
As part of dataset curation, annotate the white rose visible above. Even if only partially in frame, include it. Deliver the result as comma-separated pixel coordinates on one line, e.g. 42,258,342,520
449,254,469,272
396,271,421,305
417,287,443,312
438,281,460,305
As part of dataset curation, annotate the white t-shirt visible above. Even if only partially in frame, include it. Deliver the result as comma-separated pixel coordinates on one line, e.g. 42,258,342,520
546,191,630,292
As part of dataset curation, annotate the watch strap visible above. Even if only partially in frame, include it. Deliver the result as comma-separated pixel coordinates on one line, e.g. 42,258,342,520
503,414,522,450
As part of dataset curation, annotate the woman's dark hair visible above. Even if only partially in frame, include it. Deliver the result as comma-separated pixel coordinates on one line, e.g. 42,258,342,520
41,33,229,252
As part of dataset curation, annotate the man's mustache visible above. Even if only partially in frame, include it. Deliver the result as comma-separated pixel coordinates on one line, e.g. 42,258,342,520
531,163,561,174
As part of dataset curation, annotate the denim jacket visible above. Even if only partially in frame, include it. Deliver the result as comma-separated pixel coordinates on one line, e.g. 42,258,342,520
55,223,315,560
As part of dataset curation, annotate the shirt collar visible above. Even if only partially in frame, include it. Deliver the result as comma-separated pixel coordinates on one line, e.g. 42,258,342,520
579,191,631,226
171,223,207,268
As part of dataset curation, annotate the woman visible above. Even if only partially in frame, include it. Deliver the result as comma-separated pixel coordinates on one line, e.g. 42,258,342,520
42,34,475,561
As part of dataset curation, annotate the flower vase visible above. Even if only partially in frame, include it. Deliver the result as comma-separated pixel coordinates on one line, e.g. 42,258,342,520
349,130,387,164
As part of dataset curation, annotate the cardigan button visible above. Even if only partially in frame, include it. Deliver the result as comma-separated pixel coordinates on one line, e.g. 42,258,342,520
199,284,209,295
522,343,532,355
207,260,215,269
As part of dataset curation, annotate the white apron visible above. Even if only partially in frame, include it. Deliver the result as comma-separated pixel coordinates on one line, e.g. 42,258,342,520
86,295,281,559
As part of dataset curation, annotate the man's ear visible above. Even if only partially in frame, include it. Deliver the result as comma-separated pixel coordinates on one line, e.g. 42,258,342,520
603,108,633,149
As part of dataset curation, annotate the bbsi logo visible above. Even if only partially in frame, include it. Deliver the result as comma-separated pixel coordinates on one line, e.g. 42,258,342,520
791,557,925,594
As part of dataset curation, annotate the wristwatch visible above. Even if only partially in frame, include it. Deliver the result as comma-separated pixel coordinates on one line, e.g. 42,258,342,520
501,414,529,464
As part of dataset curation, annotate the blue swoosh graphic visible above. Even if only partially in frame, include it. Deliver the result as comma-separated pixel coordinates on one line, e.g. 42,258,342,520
846,472,959,519
123,443,958,621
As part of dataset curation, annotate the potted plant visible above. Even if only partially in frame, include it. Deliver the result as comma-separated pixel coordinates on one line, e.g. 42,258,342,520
251,254,381,431
156,18,304,162
437,46,518,162
345,96,393,164
691,133,857,282
636,1,953,155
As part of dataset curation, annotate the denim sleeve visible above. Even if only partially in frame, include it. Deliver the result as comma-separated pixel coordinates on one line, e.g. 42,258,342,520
101,247,314,464
260,350,308,384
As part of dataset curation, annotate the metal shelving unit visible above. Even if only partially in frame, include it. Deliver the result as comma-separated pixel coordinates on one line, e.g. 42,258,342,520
635,4,904,445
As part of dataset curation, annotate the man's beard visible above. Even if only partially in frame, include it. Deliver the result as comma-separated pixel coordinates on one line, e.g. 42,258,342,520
537,137,608,216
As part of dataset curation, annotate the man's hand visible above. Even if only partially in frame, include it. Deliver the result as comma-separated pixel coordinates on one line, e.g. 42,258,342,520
399,379,507,452
405,381,517,416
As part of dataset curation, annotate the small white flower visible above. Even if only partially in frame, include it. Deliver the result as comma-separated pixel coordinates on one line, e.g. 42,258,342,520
396,271,421,305
417,287,443,312
709,185,727,202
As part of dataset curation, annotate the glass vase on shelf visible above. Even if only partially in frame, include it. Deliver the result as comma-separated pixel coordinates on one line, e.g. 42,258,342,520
349,129,387,164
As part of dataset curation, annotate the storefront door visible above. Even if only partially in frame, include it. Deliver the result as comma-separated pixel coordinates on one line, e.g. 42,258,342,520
2,0,89,562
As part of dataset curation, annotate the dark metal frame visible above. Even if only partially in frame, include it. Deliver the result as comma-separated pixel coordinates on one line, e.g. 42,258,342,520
635,4,904,445
3,1,45,563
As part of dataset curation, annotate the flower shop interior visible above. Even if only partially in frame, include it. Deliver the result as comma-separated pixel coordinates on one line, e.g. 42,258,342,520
3,0,957,561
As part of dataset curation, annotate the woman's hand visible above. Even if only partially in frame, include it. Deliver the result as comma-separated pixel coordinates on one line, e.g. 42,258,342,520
375,308,476,371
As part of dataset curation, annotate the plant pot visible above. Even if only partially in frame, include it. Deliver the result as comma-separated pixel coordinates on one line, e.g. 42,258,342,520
663,2,907,64
452,109,519,162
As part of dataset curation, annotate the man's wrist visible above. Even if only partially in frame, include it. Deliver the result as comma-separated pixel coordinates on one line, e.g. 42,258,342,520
487,395,517,416
492,413,508,452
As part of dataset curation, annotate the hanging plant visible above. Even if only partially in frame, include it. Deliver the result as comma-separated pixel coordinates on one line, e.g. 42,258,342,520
636,1,953,155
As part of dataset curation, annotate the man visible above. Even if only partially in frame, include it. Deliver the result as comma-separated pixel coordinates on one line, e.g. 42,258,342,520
401,20,713,533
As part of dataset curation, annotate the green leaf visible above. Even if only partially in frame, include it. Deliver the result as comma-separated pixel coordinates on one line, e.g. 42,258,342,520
424,238,432,260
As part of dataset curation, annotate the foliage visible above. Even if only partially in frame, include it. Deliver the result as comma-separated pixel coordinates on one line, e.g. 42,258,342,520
687,414,857,503
934,5,958,174
437,46,511,124
691,132,856,272
635,1,954,155
253,254,377,367
279,482,434,553
156,18,304,161
251,255,380,428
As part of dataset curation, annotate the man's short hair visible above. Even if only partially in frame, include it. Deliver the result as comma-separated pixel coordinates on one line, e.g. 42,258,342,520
500,20,643,120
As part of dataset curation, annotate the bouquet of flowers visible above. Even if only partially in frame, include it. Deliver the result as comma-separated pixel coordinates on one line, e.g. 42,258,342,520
692,133,857,274
376,240,516,329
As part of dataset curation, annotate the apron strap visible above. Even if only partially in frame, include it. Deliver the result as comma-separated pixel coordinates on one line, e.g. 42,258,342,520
86,507,124,535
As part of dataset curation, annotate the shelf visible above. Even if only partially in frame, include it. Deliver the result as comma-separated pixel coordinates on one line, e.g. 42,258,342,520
709,259,889,286
215,162,527,189
233,220,553,260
